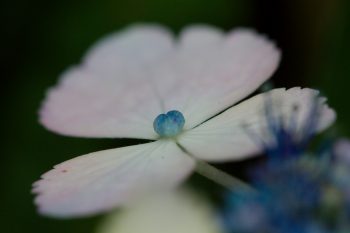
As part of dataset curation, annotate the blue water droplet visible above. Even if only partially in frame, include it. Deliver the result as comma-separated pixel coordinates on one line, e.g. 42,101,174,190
153,110,185,137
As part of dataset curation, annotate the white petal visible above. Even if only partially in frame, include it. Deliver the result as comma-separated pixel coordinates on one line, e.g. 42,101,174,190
178,88,336,162
96,189,223,233
32,140,195,218
179,25,224,48
40,24,174,139
40,25,280,139
85,24,175,75
153,27,281,129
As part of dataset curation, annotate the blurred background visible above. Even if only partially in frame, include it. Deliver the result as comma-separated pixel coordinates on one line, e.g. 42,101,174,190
1,0,349,232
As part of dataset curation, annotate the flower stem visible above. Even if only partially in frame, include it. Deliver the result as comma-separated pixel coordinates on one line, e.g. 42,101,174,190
176,142,256,193
195,160,256,193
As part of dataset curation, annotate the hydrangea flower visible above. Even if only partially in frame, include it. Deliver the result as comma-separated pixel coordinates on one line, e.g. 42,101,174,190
221,100,347,233
224,156,350,233
96,189,223,233
32,24,335,218
333,139,350,164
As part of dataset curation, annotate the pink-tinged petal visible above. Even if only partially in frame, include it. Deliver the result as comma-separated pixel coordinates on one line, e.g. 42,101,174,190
152,27,281,129
84,24,175,76
178,88,336,162
40,25,280,139
179,25,224,48
32,140,195,218
40,24,175,139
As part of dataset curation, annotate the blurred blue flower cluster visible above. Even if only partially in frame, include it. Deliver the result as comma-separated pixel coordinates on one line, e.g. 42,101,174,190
222,98,350,233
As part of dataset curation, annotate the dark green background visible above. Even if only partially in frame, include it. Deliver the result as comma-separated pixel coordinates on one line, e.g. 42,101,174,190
1,0,349,232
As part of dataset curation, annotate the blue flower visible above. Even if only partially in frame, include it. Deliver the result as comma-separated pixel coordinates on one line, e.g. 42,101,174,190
221,96,349,233
263,93,324,159
222,155,349,233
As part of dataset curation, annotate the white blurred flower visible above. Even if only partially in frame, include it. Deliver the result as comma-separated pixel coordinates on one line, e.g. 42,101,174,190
32,24,335,218
96,189,223,233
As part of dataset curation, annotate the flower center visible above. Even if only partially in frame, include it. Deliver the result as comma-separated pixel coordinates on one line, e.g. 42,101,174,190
153,110,185,137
